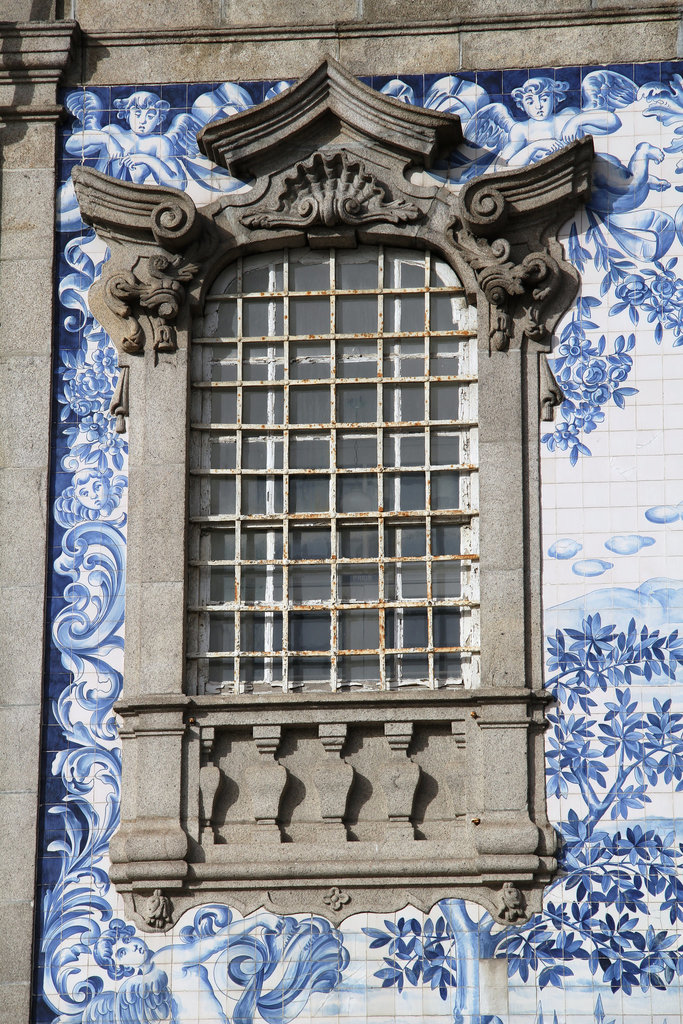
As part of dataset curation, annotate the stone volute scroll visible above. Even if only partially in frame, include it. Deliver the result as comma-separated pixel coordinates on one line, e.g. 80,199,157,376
72,56,593,931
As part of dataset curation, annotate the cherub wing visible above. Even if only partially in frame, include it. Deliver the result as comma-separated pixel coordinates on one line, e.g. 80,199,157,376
116,970,173,1024
464,102,516,153
581,69,638,111
65,89,106,131
165,112,201,158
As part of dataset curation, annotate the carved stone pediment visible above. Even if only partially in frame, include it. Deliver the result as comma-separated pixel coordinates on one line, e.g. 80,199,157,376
198,56,463,178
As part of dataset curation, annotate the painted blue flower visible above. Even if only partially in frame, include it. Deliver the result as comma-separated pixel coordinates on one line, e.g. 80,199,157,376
576,362,608,390
557,336,592,365
615,273,648,304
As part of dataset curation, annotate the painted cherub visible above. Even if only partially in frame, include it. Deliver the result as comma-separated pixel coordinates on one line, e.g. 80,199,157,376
467,70,636,168
57,82,254,232
54,467,126,527
65,90,191,187
60,909,349,1024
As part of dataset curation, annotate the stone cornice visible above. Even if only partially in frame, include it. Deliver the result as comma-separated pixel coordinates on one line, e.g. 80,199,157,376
0,20,79,120
0,20,79,81
79,3,681,48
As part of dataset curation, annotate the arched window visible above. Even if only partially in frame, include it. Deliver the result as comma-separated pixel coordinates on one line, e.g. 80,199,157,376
187,245,479,695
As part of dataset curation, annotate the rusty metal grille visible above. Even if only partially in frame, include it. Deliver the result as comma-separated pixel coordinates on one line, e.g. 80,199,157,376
186,246,479,694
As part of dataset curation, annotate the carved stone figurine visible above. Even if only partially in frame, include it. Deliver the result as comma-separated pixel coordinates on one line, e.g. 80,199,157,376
143,888,173,929
498,882,527,923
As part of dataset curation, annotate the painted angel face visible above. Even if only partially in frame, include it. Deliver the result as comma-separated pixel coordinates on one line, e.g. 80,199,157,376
520,89,554,121
129,105,162,135
74,471,110,510
113,936,149,969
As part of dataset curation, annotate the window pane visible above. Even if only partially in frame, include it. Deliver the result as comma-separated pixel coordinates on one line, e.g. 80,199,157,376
339,565,378,602
431,383,460,420
210,435,237,469
241,528,283,560
209,566,235,604
337,474,376,513
432,523,461,556
242,388,284,424
431,471,460,510
385,523,425,557
243,343,284,380
290,341,331,379
384,473,425,511
242,254,284,292
211,390,237,423
385,563,427,600
290,386,330,424
241,612,283,652
209,529,235,561
337,384,376,423
289,658,331,688
290,250,330,291
337,248,378,290
290,475,330,513
242,566,283,602
290,612,330,651
243,298,283,337
338,655,380,686
339,525,378,559
383,339,424,378
242,476,283,514
386,609,428,648
290,434,329,469
290,566,331,603
209,344,238,381
207,659,234,692
384,431,424,467
209,614,235,652
432,563,461,599
431,431,459,465
290,296,329,335
384,249,425,288
210,478,236,515
242,434,283,469
339,610,379,650
384,383,423,422
337,433,376,468
386,654,429,686
337,340,377,378
434,608,461,648
290,527,331,560
204,300,236,337
430,337,464,375
384,293,424,332
336,295,377,334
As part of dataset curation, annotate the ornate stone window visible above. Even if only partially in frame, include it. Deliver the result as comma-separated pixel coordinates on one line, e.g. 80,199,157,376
73,57,592,930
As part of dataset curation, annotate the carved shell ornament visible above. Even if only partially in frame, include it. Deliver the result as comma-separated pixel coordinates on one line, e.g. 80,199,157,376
241,151,421,231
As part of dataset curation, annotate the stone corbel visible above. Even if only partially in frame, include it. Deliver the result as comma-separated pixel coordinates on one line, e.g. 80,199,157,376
452,138,593,354
72,167,209,423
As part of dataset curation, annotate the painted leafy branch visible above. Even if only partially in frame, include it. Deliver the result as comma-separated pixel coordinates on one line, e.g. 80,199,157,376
366,615,683,1004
